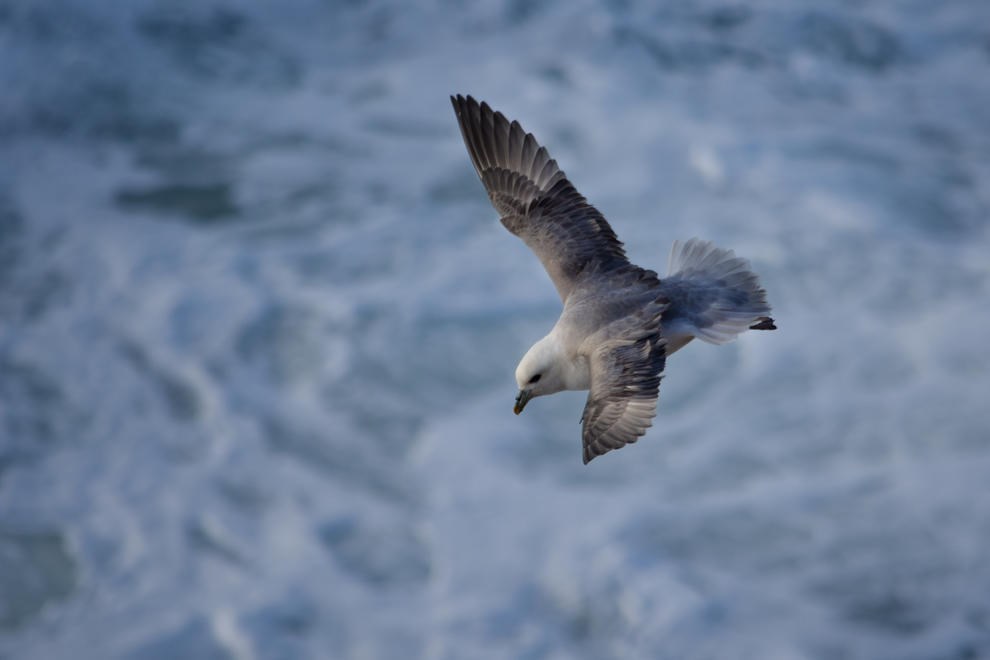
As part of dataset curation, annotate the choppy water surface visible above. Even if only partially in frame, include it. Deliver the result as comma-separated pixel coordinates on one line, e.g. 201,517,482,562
2,1,990,658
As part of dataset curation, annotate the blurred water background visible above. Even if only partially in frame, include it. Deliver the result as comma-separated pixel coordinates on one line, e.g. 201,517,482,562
2,1,990,658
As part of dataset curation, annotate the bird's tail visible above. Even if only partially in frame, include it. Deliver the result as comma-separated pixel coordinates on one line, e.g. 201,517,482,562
663,238,776,345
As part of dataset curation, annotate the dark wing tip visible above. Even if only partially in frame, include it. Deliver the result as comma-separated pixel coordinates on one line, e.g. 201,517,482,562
450,94,478,122
451,93,483,115
450,94,508,136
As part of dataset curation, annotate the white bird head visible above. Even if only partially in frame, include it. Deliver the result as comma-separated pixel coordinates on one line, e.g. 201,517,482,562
513,335,569,414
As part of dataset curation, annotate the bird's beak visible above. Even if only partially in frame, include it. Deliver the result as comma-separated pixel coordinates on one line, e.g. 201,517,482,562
514,389,533,415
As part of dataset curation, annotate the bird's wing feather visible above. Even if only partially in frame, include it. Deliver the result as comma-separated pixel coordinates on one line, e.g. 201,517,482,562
581,300,667,464
451,94,629,301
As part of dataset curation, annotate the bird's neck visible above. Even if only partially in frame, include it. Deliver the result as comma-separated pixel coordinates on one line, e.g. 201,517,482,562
542,332,591,391
561,354,591,391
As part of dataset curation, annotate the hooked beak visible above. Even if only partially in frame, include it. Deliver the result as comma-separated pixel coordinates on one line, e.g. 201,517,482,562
514,389,533,415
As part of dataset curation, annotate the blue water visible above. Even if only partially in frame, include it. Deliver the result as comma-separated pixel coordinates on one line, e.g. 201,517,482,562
2,1,990,658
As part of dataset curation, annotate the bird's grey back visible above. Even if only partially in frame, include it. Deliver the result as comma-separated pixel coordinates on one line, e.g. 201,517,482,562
558,264,665,350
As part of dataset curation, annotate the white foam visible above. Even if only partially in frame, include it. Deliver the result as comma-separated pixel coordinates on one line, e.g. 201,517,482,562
2,1,990,658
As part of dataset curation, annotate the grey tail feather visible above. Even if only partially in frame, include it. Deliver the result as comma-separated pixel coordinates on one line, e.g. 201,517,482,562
664,238,776,344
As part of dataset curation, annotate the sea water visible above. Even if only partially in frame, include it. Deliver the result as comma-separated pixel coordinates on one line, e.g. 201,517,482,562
2,1,989,658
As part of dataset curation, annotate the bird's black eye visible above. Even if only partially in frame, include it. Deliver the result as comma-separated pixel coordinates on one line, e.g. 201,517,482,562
528,374,541,384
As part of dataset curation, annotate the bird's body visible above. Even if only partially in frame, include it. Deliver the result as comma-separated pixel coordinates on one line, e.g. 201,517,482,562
451,95,776,463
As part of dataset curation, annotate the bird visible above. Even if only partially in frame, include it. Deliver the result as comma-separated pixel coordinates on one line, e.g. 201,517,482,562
450,94,776,464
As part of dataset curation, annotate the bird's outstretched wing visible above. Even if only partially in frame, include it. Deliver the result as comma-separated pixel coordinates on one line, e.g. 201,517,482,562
581,301,668,464
451,94,629,302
